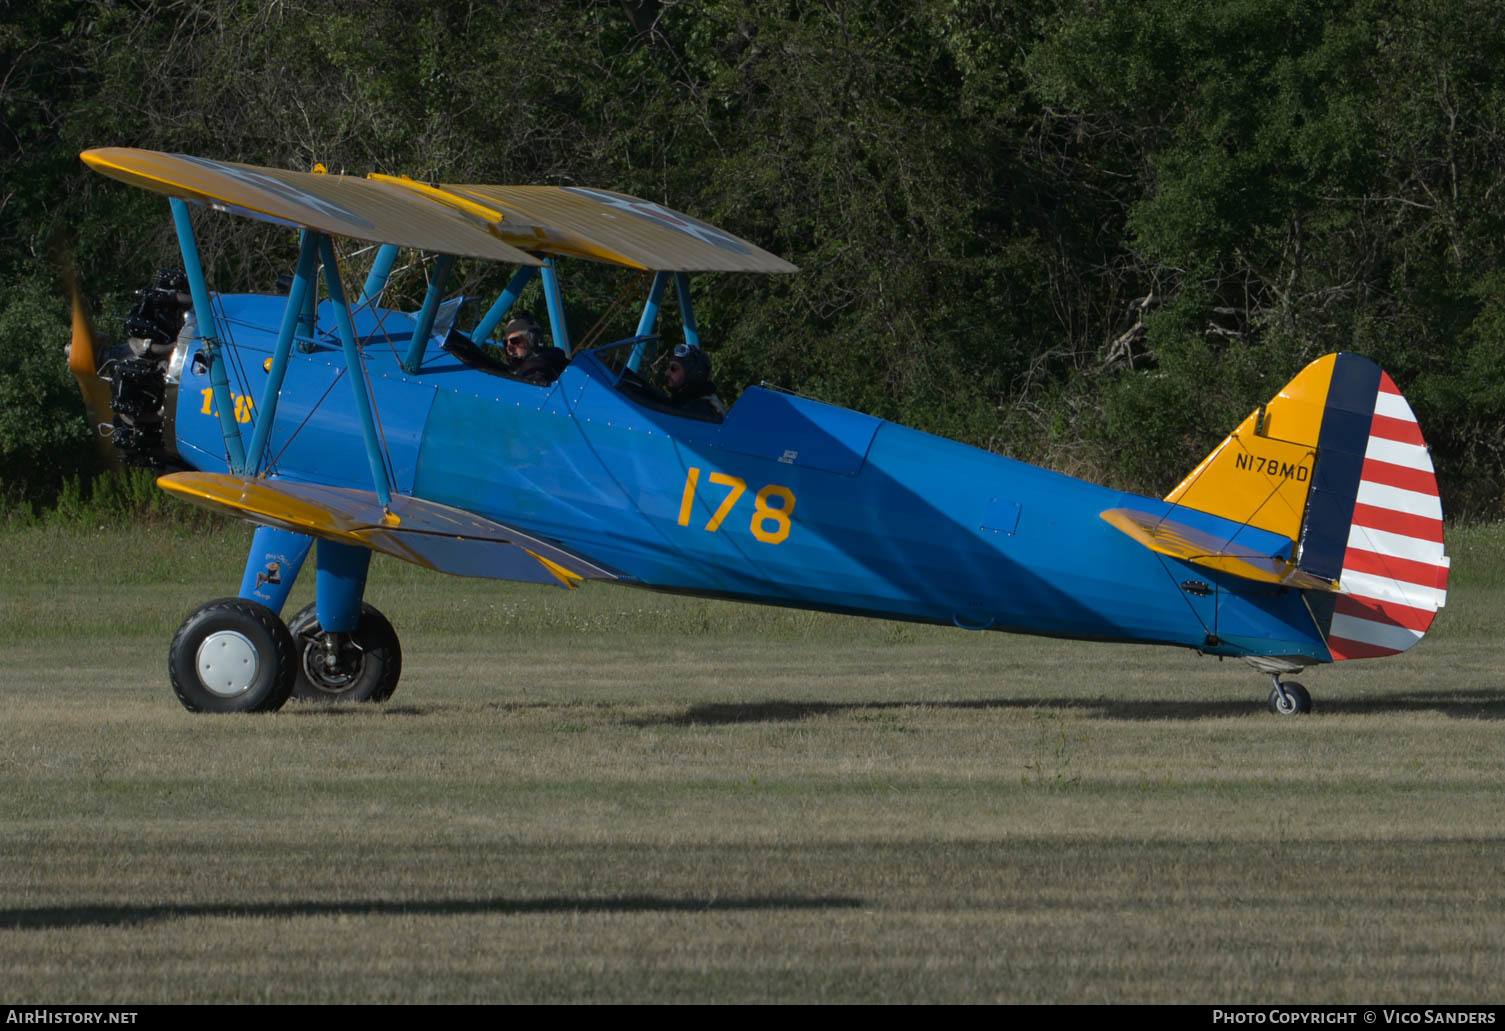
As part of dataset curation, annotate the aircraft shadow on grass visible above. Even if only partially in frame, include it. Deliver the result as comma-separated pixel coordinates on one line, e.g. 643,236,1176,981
0,894,865,931
287,692,1505,722
296,691,1505,723
625,692,1505,724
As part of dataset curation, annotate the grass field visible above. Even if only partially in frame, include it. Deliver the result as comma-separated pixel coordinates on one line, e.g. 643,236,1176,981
2,520,1503,1002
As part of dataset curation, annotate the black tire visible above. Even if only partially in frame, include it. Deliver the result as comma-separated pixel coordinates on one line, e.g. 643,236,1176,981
168,597,297,713
1267,681,1313,716
287,602,402,703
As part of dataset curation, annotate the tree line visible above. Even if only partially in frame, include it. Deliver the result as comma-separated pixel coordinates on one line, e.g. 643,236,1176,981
5,0,1505,518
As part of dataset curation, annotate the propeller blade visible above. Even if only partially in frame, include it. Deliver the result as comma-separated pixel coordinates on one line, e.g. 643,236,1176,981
63,264,124,470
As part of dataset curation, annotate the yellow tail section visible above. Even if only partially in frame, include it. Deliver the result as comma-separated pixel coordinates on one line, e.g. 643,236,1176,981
1164,354,1339,541
1163,352,1450,663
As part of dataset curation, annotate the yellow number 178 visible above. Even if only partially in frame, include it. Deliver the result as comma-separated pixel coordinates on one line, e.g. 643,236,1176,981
677,467,796,544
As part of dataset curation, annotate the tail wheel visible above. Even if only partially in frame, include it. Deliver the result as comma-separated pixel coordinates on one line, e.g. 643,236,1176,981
1267,681,1313,716
287,603,402,704
169,598,296,713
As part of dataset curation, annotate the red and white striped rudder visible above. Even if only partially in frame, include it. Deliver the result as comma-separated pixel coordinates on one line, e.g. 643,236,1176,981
1324,371,1449,660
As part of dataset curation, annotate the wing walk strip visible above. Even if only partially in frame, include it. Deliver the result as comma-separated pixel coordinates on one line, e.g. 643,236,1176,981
1327,374,1449,661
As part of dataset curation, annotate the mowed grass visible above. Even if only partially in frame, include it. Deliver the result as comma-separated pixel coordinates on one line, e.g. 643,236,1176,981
2,520,1504,1002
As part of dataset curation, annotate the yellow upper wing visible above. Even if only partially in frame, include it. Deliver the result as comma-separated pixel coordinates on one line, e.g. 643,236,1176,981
81,148,541,265
82,148,797,274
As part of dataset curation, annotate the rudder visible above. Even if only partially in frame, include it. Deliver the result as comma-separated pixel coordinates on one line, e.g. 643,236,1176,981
1317,365,1448,659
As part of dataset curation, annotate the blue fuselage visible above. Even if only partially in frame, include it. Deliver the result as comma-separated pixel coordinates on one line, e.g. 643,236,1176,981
171,294,1331,664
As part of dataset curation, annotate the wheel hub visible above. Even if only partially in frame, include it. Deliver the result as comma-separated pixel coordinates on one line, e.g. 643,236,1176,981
300,634,365,692
195,630,259,697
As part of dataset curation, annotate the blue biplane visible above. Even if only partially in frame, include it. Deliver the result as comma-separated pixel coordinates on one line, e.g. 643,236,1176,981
71,149,1449,716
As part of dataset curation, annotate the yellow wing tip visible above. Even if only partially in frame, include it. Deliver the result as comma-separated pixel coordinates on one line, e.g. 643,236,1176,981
525,549,585,589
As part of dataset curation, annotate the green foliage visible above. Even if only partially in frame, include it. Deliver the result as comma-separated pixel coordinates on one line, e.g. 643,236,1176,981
0,274,94,500
7,0,1505,512
1027,0,1505,500
2,467,225,532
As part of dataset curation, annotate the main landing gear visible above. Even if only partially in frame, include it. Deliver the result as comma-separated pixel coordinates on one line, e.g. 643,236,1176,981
167,527,402,713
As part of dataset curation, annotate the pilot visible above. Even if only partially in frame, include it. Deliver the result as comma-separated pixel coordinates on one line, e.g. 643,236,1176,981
499,313,568,385
664,343,726,420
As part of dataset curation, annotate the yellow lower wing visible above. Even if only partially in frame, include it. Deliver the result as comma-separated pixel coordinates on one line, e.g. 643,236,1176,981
159,472,616,589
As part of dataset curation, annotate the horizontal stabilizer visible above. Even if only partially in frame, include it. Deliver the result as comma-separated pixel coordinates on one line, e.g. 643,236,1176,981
158,472,617,589
1101,507,1337,591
